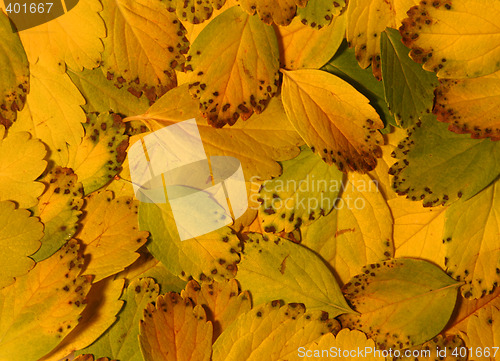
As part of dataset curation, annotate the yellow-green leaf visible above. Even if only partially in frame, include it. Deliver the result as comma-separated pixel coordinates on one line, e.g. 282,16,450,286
139,293,213,361
277,13,346,69
0,240,91,361
297,0,345,29
18,0,105,72
67,113,129,194
74,356,115,361
400,0,500,79
393,335,466,361
0,11,29,129
100,0,187,99
10,59,86,165
77,190,149,282
181,280,251,341
0,201,43,289
237,232,353,317
0,126,47,208
339,258,460,349
281,68,384,172
236,0,309,26
434,70,500,140
212,302,340,361
31,167,84,262
301,172,393,285
186,6,279,127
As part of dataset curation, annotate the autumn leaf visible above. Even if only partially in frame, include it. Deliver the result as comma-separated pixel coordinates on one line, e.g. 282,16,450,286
444,180,500,299
345,0,419,79
164,0,226,24
434,70,500,141
257,147,344,233
74,356,115,361
237,232,353,317
393,335,466,361
31,167,84,262
301,172,393,285
100,0,187,99
281,68,384,172
459,306,500,361
79,278,159,361
297,0,345,29
186,5,280,127
236,0,309,26
67,113,129,194
181,279,251,341
400,0,500,79
0,201,43,289
76,190,149,282
11,58,86,166
276,13,346,69
339,258,460,349
18,0,105,72
380,28,438,128
389,115,500,207
0,11,29,129
212,302,340,361
0,240,91,361
139,293,213,361
0,126,47,208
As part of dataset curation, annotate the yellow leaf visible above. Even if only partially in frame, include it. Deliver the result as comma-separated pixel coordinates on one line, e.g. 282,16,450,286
40,278,125,361
0,11,29,128
281,68,384,172
181,279,251,341
445,181,500,299
301,173,393,285
461,306,500,361
0,201,43,289
296,0,345,30
11,59,86,165
164,0,226,24
100,0,187,99
236,0,309,26
0,240,91,361
389,197,447,269
434,71,500,140
212,302,340,361
19,0,105,72
400,0,500,79
74,356,115,361
0,126,47,208
77,190,149,281
129,83,302,180
186,5,280,127
31,167,84,262
139,293,213,361
346,0,419,79
393,334,466,361
276,13,346,70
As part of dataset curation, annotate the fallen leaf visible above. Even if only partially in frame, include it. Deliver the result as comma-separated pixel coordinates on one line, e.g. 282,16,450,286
236,0,309,26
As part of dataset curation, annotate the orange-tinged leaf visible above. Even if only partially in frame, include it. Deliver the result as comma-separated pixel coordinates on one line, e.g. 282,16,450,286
0,126,47,208
186,6,280,127
0,240,91,361
0,201,43,289
77,190,149,281
181,280,251,341
281,68,384,172
400,0,500,79
434,71,500,140
236,0,310,26
139,293,213,361
346,0,419,79
460,306,500,361
276,13,346,70
100,0,187,99
31,167,84,262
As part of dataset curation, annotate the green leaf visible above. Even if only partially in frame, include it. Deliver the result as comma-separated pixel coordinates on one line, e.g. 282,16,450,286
389,115,500,207
297,0,345,29
380,28,438,128
257,147,344,233
67,68,151,117
0,11,29,128
79,278,160,361
444,180,500,299
236,232,353,317
322,40,396,128
339,258,460,349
